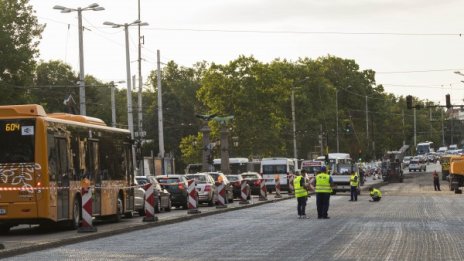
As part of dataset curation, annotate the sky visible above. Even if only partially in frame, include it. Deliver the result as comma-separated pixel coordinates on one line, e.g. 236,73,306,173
28,0,464,105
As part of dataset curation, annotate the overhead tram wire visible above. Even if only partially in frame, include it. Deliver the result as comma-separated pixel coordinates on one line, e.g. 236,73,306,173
144,27,462,37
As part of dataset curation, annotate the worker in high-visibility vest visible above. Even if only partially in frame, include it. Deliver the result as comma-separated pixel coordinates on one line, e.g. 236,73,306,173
315,166,333,219
294,170,309,219
369,187,382,202
349,171,359,202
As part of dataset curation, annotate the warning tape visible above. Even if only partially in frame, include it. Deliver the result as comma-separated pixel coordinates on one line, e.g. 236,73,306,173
0,184,146,191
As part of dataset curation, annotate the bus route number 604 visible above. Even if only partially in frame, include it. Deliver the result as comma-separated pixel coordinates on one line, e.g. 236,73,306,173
5,123,20,132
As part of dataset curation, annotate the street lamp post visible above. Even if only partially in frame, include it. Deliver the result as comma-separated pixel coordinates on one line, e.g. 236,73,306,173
110,80,125,127
53,3,105,116
291,77,309,159
104,20,148,174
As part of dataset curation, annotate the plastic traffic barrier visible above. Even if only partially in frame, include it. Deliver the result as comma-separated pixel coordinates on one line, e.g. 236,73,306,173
78,186,97,233
187,179,201,214
143,182,158,222
259,178,268,201
239,180,250,204
216,180,227,208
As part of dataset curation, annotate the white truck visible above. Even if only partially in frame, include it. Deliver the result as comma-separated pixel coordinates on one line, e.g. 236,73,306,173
325,153,360,195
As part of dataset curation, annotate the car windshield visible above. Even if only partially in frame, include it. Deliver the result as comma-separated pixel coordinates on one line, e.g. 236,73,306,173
227,175,239,181
242,174,259,179
186,175,207,183
136,177,149,185
209,173,220,181
157,177,180,184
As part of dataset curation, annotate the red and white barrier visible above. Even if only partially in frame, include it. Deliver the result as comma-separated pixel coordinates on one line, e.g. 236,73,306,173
187,179,201,214
143,182,158,222
259,179,268,201
216,181,227,208
239,180,250,204
288,174,295,196
78,187,97,233
274,176,282,198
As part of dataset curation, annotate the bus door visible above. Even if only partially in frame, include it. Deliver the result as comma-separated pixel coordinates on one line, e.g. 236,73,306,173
88,140,101,215
55,137,70,220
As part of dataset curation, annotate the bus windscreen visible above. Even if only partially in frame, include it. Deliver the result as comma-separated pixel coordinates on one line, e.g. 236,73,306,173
0,119,35,163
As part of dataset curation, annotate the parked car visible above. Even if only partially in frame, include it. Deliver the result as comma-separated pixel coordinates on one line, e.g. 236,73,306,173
134,177,146,216
185,173,216,206
241,172,263,195
155,175,189,209
135,176,172,215
226,174,251,200
207,172,234,203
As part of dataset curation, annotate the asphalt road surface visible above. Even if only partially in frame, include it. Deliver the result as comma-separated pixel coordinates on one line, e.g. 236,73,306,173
7,163,464,261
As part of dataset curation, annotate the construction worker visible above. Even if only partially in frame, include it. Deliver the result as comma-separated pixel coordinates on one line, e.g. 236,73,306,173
349,171,359,201
294,170,309,219
432,170,441,191
315,166,333,219
369,187,382,202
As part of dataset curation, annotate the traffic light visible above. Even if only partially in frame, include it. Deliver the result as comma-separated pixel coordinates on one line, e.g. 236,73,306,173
345,122,352,133
406,95,413,109
446,94,451,109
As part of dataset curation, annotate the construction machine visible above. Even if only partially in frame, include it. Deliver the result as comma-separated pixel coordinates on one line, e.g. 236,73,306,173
448,156,464,193
381,145,410,183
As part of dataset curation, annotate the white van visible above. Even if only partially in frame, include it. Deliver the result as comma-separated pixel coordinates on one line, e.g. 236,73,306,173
260,157,295,192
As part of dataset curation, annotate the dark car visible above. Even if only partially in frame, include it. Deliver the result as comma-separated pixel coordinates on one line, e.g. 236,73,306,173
241,172,263,195
155,175,189,209
207,172,234,203
226,174,251,200
135,176,172,215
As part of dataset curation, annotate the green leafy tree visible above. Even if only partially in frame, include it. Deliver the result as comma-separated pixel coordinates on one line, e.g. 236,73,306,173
32,60,78,112
0,0,44,104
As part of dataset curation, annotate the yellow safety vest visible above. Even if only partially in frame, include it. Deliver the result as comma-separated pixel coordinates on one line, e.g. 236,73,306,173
315,173,332,193
350,174,359,187
293,176,308,198
370,188,382,197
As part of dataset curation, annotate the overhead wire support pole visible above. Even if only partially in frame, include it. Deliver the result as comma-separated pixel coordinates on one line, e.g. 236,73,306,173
157,50,165,159
366,95,368,151
53,4,105,115
137,0,144,175
336,89,339,153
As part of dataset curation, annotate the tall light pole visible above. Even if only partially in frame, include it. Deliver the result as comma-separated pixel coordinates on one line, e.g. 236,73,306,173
53,3,105,116
291,77,309,159
104,20,148,174
110,80,125,127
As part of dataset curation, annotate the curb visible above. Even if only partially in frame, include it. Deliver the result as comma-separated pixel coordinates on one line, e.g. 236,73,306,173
0,195,292,258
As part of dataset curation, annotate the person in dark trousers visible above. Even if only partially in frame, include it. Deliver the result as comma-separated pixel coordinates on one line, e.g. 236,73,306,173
359,168,365,186
314,166,333,219
294,170,308,219
369,187,382,202
349,171,359,201
433,170,441,191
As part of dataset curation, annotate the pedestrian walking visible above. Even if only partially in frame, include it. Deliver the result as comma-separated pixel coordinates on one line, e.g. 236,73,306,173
294,170,309,219
433,170,441,191
369,187,382,202
315,166,333,219
349,171,359,201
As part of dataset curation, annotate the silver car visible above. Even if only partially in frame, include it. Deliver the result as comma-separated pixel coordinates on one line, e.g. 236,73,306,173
185,173,216,206
135,176,172,215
